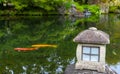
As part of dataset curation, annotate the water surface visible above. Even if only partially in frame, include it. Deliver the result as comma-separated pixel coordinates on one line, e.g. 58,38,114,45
0,15,120,74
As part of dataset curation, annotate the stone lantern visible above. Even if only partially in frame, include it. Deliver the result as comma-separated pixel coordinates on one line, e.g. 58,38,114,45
73,27,110,72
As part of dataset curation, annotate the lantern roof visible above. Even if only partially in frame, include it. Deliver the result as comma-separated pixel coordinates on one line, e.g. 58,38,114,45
73,27,110,44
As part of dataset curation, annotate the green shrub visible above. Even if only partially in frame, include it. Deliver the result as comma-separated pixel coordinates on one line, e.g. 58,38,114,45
74,2,84,12
109,6,118,13
65,2,72,9
87,5,100,14
75,5,100,14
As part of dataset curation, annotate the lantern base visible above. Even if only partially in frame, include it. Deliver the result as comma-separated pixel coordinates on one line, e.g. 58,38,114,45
75,61,105,72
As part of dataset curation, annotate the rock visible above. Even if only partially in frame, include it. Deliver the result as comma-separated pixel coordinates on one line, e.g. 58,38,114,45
69,5,85,18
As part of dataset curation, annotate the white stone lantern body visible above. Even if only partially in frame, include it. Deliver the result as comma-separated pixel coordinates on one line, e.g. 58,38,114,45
75,44,106,72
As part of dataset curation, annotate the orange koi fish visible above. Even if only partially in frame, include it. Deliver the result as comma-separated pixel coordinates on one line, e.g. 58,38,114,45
14,48,37,51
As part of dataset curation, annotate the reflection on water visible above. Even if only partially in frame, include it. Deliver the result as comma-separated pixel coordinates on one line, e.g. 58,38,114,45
0,15,120,73
110,63,120,74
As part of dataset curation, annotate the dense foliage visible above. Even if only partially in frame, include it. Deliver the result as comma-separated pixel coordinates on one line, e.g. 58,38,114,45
0,0,69,12
0,0,120,15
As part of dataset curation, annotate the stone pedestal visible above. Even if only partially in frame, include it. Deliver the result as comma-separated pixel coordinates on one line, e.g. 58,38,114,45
64,64,117,74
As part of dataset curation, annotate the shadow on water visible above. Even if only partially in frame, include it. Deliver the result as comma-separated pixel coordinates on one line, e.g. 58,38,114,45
0,14,120,73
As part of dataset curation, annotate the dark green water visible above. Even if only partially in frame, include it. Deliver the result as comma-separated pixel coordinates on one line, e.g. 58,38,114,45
0,15,120,74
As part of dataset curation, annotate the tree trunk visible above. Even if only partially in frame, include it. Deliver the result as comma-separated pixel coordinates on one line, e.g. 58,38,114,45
84,0,88,4
100,2,109,14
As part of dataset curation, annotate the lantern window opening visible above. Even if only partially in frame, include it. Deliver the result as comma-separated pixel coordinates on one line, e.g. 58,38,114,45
81,46,100,62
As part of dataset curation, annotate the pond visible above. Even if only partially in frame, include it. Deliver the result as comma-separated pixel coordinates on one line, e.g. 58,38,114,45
0,14,120,74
